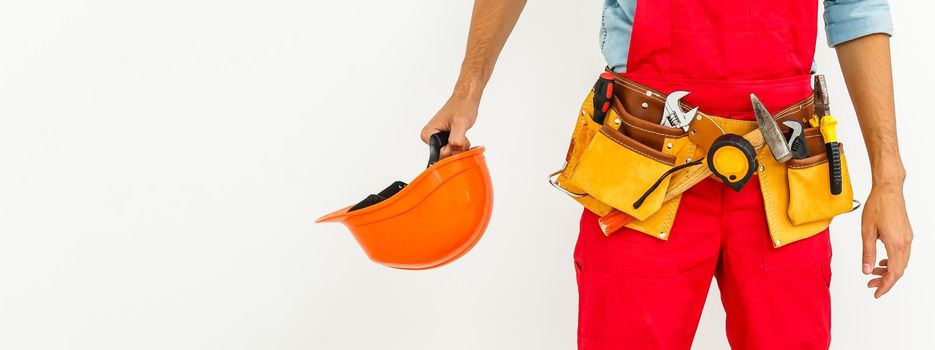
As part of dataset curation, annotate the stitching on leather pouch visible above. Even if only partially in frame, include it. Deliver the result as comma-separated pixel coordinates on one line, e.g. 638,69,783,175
662,195,681,234
775,96,814,119
788,144,842,169
617,111,686,138
561,97,597,180
709,97,812,133
565,119,598,177
600,128,675,165
617,79,667,104
788,159,829,169
713,118,755,131
610,75,816,125
668,142,696,182
757,150,780,245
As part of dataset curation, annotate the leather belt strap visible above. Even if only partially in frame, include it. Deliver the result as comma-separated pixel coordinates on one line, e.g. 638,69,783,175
606,71,826,162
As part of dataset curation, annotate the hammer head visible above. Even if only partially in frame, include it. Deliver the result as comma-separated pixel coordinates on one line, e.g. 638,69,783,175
813,75,830,117
751,94,792,163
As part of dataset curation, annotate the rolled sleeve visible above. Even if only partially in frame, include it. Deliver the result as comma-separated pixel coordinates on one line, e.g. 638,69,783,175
823,0,894,47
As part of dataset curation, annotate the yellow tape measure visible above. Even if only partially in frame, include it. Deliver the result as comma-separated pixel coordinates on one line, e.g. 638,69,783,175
707,134,758,192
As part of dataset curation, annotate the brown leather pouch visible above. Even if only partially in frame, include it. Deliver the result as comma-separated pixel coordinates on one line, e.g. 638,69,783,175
614,98,685,151
802,126,826,156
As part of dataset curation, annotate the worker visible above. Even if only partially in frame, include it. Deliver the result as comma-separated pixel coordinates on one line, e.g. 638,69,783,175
420,1,913,349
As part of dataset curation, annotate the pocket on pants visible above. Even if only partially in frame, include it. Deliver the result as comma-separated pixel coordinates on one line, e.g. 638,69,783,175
821,263,832,288
763,228,832,271
577,209,678,277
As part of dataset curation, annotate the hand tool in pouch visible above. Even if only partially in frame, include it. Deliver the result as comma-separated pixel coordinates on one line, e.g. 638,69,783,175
707,134,757,192
661,91,699,130
592,73,616,124
811,75,843,195
317,132,493,270
782,120,810,159
751,94,793,163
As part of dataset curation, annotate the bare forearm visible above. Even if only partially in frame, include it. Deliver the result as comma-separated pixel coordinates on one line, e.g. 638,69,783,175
420,0,526,151
835,33,905,187
454,0,527,102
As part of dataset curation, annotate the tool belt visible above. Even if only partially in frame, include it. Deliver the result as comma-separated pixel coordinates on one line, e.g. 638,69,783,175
550,71,857,247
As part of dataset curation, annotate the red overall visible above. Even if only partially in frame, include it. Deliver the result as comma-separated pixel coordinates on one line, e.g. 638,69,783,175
574,1,832,349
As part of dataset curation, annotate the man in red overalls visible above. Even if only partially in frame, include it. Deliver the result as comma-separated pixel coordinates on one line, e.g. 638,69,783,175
421,1,913,349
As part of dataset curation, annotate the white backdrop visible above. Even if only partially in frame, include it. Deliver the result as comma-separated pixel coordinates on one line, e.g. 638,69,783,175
1,1,932,349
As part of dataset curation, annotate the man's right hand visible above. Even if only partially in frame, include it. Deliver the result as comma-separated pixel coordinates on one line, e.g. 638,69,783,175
421,93,479,159
418,0,527,158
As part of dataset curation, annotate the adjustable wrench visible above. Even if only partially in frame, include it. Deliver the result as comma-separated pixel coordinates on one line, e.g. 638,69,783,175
782,120,810,159
661,91,699,131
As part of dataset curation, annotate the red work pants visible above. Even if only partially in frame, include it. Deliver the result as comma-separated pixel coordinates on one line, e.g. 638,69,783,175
574,178,832,350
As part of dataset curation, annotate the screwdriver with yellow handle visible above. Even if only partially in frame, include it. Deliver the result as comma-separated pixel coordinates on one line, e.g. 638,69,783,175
811,75,843,195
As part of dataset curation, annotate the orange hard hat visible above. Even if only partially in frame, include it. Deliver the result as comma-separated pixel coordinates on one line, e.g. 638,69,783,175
316,132,493,270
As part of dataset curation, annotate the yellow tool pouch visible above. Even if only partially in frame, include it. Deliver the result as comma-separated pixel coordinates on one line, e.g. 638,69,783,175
757,137,856,247
557,91,602,187
569,125,676,221
786,143,854,225
551,91,614,216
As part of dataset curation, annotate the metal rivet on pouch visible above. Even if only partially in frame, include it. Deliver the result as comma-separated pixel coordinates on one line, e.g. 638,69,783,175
685,158,692,164
666,143,673,149
641,102,649,109
775,239,782,246
696,115,702,120
759,165,765,172
659,232,666,238
614,118,621,125
690,129,697,135
645,91,653,97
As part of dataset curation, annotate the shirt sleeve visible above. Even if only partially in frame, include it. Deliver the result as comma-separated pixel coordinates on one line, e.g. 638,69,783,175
823,0,894,47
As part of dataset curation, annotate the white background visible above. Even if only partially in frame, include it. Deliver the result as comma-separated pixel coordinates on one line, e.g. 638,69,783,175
0,1,932,349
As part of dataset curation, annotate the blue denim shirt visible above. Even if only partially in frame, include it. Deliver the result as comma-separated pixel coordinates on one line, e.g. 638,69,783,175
601,0,894,72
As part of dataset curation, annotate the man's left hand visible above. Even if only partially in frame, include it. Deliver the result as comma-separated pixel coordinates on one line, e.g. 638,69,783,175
860,183,913,299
